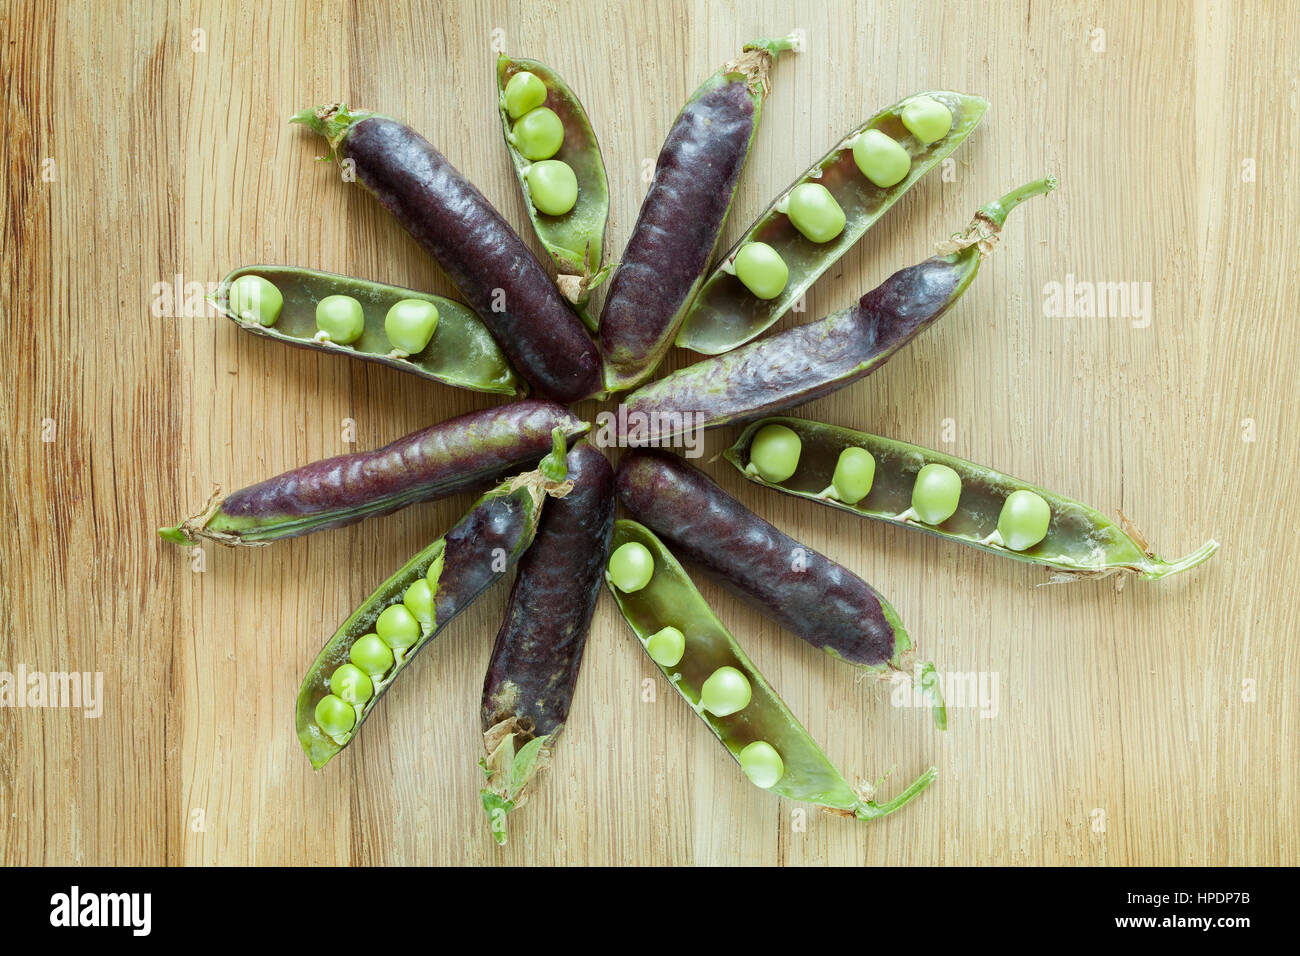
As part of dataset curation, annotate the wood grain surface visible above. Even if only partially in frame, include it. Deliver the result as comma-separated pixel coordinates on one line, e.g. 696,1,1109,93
2,0,1296,866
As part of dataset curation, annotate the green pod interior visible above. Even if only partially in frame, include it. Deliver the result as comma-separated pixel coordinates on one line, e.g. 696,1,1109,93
295,536,448,770
676,91,989,355
217,265,522,396
725,417,1219,580
295,482,545,770
497,55,610,310
606,519,936,821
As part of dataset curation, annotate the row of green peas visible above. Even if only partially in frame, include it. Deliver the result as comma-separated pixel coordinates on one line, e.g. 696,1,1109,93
504,71,580,216
604,542,787,791
313,556,443,739
727,95,955,301
227,274,442,356
749,424,1053,552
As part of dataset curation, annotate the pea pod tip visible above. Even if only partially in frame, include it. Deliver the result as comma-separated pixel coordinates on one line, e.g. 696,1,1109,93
852,765,939,822
1143,538,1220,580
160,486,226,547
742,32,802,56
290,103,374,153
157,524,190,545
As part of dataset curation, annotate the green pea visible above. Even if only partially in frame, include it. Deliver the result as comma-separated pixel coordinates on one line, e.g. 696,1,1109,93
525,159,579,216
375,604,420,650
912,463,962,525
349,633,394,677
700,666,751,717
900,96,953,144
852,129,911,188
607,542,654,593
384,298,439,355
511,107,564,161
733,242,789,300
402,579,435,628
646,626,686,667
997,489,1051,551
314,694,355,736
831,447,876,504
330,663,374,705
228,274,283,327
749,424,802,483
738,740,784,789
504,70,548,119
785,183,846,243
314,294,365,344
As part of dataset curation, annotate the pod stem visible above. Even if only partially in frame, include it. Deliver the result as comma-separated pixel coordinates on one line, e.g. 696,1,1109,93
916,660,948,731
978,175,1058,230
290,103,374,155
730,33,800,95
938,175,1057,259
743,34,800,57
853,765,939,822
887,642,947,731
538,427,570,483
158,486,226,546
1142,538,1220,580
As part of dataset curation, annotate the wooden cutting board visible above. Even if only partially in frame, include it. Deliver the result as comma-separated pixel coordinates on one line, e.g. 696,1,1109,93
2,0,1295,865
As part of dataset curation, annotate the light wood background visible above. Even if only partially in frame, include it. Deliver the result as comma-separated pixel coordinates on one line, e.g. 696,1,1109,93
2,0,1296,866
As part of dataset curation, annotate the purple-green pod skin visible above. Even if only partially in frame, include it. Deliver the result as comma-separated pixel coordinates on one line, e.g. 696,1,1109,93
620,254,973,443
481,443,615,739
297,479,546,769
185,401,588,545
598,40,793,393
619,176,1058,441
300,108,602,403
615,449,905,668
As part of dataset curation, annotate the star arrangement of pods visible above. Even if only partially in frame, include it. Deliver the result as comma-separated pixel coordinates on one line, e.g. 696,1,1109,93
163,37,1216,845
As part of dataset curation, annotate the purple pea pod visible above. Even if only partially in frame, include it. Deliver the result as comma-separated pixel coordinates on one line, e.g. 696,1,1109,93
292,105,602,404
479,443,615,845
160,400,588,546
598,35,798,393
616,449,924,677
621,177,1057,442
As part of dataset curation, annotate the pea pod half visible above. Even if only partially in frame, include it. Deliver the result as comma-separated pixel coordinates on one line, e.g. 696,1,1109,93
295,429,573,770
496,55,611,322
615,449,945,727
215,265,521,395
606,520,937,822
677,91,989,355
479,443,615,845
293,105,602,404
160,401,588,546
726,417,1219,582
598,35,798,393
620,177,1057,442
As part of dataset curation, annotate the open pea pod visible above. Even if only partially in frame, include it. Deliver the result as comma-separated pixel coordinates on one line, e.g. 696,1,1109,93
606,520,937,822
496,55,611,321
216,265,521,396
620,177,1056,442
676,91,989,355
726,417,1219,582
295,430,571,770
